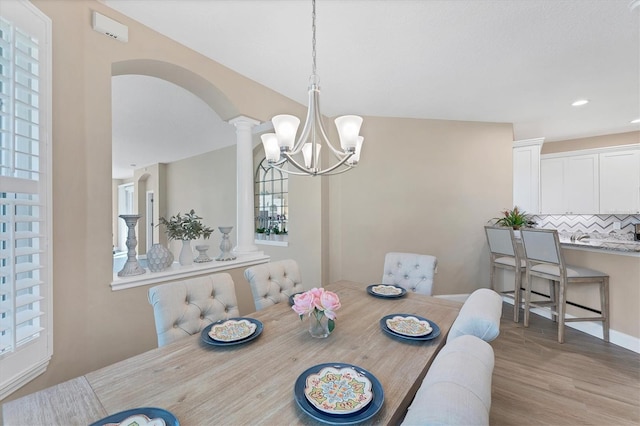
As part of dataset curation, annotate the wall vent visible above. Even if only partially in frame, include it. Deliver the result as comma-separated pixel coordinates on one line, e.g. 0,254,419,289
92,11,128,43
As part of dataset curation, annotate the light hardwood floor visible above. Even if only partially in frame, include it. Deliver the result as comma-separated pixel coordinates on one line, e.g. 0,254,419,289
490,304,640,425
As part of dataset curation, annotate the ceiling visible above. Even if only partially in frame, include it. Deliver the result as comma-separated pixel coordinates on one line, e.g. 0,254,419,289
106,0,640,179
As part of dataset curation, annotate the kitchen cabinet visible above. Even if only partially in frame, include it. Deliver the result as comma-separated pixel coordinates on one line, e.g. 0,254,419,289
540,153,599,214
513,138,543,214
599,148,640,214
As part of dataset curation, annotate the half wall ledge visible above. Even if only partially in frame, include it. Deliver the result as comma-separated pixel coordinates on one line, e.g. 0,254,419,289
111,253,270,291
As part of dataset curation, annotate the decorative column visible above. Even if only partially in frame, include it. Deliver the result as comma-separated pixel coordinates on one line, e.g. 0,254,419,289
229,116,260,255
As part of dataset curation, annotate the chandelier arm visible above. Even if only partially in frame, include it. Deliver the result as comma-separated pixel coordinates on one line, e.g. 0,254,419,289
312,88,346,158
316,163,356,176
290,85,317,155
266,161,318,177
312,151,355,176
282,151,322,175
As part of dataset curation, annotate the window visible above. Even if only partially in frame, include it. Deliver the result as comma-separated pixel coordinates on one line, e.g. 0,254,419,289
0,0,52,399
254,159,288,243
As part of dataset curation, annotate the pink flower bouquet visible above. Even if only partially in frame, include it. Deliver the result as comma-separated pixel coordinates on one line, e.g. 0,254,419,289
292,287,341,333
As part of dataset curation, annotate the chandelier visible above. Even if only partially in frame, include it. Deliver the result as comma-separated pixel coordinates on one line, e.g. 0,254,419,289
260,0,364,176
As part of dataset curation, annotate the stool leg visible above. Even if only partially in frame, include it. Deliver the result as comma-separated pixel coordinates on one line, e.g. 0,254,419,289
489,261,496,291
549,280,558,322
558,279,567,344
513,268,521,323
524,271,532,328
601,277,610,342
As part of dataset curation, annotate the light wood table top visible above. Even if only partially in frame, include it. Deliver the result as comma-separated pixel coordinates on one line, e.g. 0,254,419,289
3,281,461,425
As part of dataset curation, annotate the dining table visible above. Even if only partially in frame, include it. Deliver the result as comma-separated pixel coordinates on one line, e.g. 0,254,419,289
2,280,462,425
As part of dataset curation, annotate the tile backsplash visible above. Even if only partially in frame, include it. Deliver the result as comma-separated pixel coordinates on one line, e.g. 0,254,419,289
531,214,640,235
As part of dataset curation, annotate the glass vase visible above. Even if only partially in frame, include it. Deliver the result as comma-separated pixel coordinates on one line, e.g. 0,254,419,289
309,311,330,338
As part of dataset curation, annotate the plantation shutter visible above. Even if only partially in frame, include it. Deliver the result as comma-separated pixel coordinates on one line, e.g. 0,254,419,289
0,0,52,399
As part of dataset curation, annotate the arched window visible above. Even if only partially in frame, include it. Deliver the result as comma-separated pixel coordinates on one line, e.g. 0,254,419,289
254,159,288,243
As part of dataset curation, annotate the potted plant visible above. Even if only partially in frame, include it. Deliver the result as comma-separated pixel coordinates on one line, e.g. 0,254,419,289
492,206,536,230
158,209,214,265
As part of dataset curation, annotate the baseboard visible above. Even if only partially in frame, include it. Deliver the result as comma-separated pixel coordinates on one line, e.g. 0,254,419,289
502,297,640,354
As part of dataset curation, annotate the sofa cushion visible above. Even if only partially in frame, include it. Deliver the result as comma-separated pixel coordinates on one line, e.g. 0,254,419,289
447,288,502,343
401,334,495,426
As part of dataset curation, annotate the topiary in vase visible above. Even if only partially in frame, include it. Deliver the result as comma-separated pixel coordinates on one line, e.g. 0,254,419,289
158,209,214,265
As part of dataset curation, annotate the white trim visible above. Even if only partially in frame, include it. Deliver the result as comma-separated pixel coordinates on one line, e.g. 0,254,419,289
503,297,640,353
541,144,640,159
513,137,545,148
111,253,270,291
255,239,289,247
0,357,50,401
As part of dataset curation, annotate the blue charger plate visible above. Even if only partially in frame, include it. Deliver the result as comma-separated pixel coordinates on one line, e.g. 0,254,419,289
200,317,263,346
294,363,384,424
379,314,441,341
90,407,178,426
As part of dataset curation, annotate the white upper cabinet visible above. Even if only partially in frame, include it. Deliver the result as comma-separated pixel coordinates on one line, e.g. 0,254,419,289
540,157,565,213
599,148,640,214
541,154,599,214
540,145,640,215
513,138,543,214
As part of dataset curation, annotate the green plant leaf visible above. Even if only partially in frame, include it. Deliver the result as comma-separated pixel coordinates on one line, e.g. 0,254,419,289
328,319,335,333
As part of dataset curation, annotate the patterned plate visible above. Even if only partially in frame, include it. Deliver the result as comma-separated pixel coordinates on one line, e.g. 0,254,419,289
379,314,441,342
294,363,384,425
200,318,263,347
366,284,407,299
304,366,374,415
209,319,257,342
105,414,165,426
385,315,432,337
90,408,178,426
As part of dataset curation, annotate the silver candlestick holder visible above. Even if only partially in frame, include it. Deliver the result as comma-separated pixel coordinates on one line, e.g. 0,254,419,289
216,226,236,261
117,214,146,277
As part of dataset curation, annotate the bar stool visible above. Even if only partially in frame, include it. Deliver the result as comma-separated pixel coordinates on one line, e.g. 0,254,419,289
484,226,526,322
520,228,609,343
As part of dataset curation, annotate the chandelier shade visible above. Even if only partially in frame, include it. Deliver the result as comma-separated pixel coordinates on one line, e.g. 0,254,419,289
261,0,364,177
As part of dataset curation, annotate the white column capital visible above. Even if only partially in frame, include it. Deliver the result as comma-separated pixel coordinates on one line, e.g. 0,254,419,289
228,115,261,130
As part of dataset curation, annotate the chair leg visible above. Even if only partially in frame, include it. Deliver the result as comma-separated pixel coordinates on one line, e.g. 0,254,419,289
513,270,522,323
549,280,558,322
601,277,610,342
557,280,567,344
524,272,532,327
489,262,496,291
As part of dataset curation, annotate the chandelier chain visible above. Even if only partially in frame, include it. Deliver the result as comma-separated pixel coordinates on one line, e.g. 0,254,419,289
311,0,317,77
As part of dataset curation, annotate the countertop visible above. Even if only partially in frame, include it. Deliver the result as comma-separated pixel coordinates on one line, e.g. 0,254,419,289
558,232,640,254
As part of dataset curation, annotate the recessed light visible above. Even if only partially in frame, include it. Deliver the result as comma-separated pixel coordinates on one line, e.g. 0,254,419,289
571,99,589,107
631,118,640,124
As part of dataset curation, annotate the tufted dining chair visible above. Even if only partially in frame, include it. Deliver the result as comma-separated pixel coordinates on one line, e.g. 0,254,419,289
244,259,304,310
148,273,240,347
382,252,438,295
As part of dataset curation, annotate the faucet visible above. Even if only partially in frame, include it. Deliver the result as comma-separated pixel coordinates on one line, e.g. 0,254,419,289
570,231,590,242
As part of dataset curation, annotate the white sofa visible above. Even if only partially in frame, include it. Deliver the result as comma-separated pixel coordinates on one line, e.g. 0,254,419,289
401,334,495,425
447,288,503,343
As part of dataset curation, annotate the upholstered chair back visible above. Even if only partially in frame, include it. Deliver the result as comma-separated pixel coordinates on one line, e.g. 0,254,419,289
382,252,438,295
244,259,303,310
148,273,240,347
